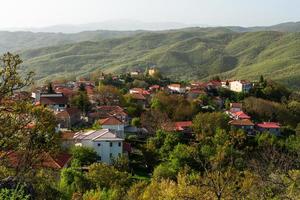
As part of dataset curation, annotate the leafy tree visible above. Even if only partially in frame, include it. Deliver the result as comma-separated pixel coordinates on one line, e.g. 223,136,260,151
131,117,141,127
87,163,131,190
0,184,30,200
193,112,229,140
0,52,33,100
70,146,98,166
95,85,124,106
70,91,91,114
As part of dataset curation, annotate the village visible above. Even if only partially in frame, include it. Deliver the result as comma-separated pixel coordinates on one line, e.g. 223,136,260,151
7,68,282,170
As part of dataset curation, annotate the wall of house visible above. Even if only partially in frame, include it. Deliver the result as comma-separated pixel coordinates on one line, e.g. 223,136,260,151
92,140,123,164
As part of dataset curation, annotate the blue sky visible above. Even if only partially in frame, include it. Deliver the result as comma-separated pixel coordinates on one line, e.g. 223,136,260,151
1,0,300,28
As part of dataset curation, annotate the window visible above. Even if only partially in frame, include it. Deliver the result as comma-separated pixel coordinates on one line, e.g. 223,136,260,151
98,143,101,147
118,153,121,157
98,156,101,161
118,142,121,147
110,153,113,158
110,142,113,147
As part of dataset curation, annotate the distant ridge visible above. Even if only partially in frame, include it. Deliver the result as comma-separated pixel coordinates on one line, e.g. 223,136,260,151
13,27,300,89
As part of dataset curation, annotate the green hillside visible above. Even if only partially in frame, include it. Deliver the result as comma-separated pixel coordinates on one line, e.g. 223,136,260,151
0,30,140,53
17,28,300,88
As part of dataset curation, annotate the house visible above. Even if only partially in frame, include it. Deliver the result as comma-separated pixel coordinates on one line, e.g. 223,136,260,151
129,88,150,95
229,103,243,112
73,129,123,164
55,107,81,129
229,119,255,135
99,116,125,137
229,80,253,93
39,93,68,111
162,121,193,137
130,70,142,76
187,89,206,100
61,131,76,149
256,122,281,136
148,68,158,77
55,87,75,99
228,111,251,120
130,93,147,108
90,106,129,126
3,151,72,170
168,84,186,94
149,85,160,92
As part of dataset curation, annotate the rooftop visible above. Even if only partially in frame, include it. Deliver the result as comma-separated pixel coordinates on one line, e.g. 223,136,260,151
229,119,254,126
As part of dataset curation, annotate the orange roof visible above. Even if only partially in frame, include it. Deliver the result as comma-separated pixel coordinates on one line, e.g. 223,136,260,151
175,121,193,131
99,116,123,125
4,151,72,170
61,131,75,140
169,84,181,88
234,111,251,119
257,122,280,129
229,119,254,126
130,93,146,100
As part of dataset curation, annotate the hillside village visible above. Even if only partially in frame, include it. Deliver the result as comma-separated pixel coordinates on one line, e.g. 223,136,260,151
7,68,289,166
1,54,300,199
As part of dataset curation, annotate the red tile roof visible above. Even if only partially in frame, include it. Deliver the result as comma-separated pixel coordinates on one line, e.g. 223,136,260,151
130,93,146,100
149,85,160,90
4,151,72,170
40,96,68,105
233,111,251,119
168,84,181,88
175,121,193,131
256,122,280,129
99,116,123,125
55,87,75,98
61,131,75,140
229,119,254,126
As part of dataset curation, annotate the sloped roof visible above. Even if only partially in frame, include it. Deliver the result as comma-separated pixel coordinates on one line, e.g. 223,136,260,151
40,96,68,105
229,119,254,126
99,116,123,125
175,121,193,131
74,129,123,141
130,93,146,100
3,151,71,170
256,122,280,129
232,111,251,119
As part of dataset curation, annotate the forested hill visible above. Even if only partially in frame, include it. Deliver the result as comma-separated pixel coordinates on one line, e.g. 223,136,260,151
0,30,141,53
16,28,300,88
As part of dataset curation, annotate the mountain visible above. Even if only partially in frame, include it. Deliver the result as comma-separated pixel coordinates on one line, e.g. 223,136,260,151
228,21,300,33
0,30,141,53
18,27,300,88
7,20,194,33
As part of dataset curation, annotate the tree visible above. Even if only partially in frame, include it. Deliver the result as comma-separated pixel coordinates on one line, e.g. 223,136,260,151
87,163,131,190
0,52,33,100
141,110,171,134
70,91,91,114
193,112,229,140
47,82,54,94
0,53,60,193
131,117,141,127
0,184,30,200
95,85,124,106
70,146,98,167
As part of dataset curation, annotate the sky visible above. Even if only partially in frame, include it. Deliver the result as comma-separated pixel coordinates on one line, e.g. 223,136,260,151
1,0,300,29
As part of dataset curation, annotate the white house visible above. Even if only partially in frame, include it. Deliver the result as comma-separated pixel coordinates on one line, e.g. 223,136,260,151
229,81,253,93
168,84,186,94
73,129,123,164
